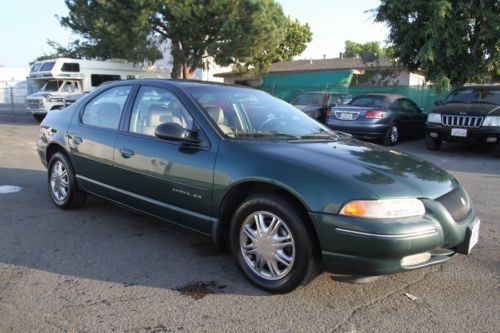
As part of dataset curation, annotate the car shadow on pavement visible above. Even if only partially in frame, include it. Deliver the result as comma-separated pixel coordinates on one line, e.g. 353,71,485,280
395,139,500,176
0,167,268,297
0,111,39,126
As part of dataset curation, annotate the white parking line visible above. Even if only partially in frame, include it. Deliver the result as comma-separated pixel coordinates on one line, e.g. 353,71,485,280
0,185,23,194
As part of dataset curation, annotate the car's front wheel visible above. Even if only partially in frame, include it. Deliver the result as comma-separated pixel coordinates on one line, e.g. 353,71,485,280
33,114,46,123
48,152,87,209
229,194,319,293
425,135,442,151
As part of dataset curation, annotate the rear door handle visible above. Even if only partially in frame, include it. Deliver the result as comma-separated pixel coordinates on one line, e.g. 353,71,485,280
120,148,135,158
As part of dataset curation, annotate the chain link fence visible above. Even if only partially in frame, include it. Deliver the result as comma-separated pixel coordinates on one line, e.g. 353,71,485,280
0,82,39,112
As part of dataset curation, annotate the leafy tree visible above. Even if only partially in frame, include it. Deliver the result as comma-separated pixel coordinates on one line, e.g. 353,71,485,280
59,0,162,64
153,0,289,78
274,18,313,62
56,0,312,79
375,0,499,88
343,40,390,58
35,40,88,62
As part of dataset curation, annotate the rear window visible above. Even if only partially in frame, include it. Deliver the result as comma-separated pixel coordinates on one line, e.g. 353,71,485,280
349,95,387,108
91,74,121,87
291,93,326,106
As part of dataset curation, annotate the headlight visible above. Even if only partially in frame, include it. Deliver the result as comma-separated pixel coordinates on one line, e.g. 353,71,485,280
427,113,441,123
339,199,425,219
483,116,500,127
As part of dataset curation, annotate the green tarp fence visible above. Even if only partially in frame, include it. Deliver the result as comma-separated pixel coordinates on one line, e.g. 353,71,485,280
259,71,450,113
260,70,354,102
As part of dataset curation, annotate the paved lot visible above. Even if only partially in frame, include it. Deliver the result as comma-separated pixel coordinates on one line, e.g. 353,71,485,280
1,111,499,332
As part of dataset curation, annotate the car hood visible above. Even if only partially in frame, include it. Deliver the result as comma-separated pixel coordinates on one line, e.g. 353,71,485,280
294,105,322,112
243,138,458,201
434,103,500,116
27,91,56,100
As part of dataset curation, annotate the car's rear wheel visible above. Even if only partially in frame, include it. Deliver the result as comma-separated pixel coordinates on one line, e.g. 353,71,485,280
48,152,87,209
383,124,399,146
33,114,46,123
229,194,319,293
494,143,500,157
425,135,442,151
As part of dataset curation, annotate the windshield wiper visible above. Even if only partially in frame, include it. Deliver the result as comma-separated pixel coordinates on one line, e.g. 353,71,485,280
234,131,300,139
300,132,339,140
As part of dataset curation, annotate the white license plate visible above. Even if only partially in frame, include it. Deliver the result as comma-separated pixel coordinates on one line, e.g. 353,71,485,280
340,113,353,120
468,219,480,253
451,128,467,137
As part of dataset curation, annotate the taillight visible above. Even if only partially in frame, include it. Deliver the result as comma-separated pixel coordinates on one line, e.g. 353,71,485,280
365,110,385,119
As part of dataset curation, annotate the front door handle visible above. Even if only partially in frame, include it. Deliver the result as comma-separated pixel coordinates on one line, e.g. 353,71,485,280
120,148,135,158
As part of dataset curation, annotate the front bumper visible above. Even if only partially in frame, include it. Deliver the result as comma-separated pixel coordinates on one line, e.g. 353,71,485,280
426,123,500,143
27,107,47,115
310,198,478,275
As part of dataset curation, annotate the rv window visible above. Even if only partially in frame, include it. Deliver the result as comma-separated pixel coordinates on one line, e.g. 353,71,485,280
31,63,42,73
91,74,121,87
61,63,80,72
40,62,55,71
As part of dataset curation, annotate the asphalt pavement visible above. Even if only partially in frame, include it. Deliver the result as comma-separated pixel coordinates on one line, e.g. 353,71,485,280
0,111,498,332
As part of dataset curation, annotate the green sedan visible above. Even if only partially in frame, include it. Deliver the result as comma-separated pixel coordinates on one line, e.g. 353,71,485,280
37,80,480,293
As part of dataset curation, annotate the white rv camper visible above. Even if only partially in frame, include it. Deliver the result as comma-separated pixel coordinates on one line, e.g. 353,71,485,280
26,58,167,122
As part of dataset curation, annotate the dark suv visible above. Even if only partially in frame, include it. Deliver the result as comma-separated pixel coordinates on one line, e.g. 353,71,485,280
425,85,500,156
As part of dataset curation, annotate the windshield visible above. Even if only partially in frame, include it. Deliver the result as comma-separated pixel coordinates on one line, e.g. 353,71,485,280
291,93,326,106
184,85,337,140
349,95,388,108
41,80,64,92
446,88,500,105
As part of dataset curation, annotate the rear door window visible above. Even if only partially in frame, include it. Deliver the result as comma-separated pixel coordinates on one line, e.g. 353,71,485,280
81,86,132,130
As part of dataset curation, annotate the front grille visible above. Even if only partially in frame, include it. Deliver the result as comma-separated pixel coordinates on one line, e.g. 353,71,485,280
26,100,43,109
441,115,483,128
436,186,472,222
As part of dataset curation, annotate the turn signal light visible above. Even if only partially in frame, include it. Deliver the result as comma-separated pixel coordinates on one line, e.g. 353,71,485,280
340,201,367,217
365,110,385,119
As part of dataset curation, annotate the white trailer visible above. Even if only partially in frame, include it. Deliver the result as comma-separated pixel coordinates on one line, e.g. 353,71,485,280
26,58,168,122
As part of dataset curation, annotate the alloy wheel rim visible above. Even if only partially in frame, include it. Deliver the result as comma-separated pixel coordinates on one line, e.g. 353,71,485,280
239,211,295,280
390,126,398,143
50,160,69,202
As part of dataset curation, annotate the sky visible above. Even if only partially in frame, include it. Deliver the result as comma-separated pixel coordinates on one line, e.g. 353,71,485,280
0,0,388,69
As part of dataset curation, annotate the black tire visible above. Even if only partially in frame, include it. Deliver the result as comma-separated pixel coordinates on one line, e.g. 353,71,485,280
33,114,46,123
425,135,442,151
383,124,399,146
47,152,87,209
494,143,500,158
229,194,319,293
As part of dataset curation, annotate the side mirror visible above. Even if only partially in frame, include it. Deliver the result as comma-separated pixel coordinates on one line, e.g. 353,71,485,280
154,122,200,145
435,100,445,106
419,107,425,113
